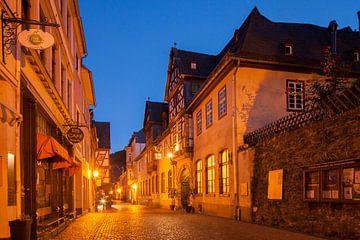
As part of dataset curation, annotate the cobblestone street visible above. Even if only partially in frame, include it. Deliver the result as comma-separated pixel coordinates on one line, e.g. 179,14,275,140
51,203,324,240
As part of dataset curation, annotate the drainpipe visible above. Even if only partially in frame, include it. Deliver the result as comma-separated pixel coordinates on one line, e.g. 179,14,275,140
232,59,240,220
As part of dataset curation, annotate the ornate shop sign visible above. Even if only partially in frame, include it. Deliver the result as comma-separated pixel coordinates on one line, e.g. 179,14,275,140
66,126,84,144
18,29,55,50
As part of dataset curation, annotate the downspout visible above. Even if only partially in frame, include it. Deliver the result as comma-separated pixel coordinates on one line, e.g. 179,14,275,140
232,59,240,220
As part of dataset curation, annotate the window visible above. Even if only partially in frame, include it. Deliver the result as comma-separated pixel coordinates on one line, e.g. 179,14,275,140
156,175,159,193
172,126,177,145
52,46,57,83
354,52,359,62
285,40,294,56
285,45,293,55
195,160,202,194
178,121,182,144
67,81,72,114
67,10,71,37
152,176,154,193
76,110,80,125
75,53,79,70
286,80,304,111
61,65,65,98
7,153,16,206
206,155,215,194
206,100,213,127
196,110,202,135
219,150,229,194
304,162,360,202
168,170,172,189
191,83,201,96
218,86,227,118
190,61,197,70
161,172,165,193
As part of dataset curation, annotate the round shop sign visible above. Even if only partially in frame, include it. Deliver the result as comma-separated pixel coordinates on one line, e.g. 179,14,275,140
18,29,55,50
66,127,84,144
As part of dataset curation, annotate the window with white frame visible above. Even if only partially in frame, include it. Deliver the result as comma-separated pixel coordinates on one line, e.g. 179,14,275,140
195,160,202,194
286,80,304,111
206,100,213,127
285,40,294,56
219,150,230,194
196,110,202,135
206,155,215,194
218,86,227,118
190,61,197,70
172,126,177,145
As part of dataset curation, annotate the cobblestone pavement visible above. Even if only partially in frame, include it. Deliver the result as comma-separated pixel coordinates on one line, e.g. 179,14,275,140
52,203,324,240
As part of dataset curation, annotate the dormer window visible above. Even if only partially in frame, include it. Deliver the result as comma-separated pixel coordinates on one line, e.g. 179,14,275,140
284,40,294,56
190,61,197,70
354,51,360,62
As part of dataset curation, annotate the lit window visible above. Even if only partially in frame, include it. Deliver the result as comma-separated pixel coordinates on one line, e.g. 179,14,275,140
190,61,197,70
196,110,202,135
206,155,215,194
7,153,16,206
195,160,202,194
206,100,213,127
286,80,304,111
302,163,360,202
219,150,229,194
218,86,227,118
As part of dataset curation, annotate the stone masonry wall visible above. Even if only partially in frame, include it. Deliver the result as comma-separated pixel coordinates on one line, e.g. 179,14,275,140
251,108,360,239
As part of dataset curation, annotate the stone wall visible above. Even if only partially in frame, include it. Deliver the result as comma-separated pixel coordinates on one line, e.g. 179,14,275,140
251,108,360,239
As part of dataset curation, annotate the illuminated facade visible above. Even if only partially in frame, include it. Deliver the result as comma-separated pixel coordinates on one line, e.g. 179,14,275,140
0,0,97,238
127,7,360,223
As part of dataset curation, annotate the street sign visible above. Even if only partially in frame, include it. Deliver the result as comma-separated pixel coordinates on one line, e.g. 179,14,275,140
66,127,84,144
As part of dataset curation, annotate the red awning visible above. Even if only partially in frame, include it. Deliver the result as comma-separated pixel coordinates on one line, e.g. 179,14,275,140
69,162,81,176
37,133,73,169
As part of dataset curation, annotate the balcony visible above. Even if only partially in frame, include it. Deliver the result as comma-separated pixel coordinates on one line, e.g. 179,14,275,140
146,160,157,173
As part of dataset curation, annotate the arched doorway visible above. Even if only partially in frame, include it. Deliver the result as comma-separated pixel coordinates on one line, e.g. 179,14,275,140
179,168,190,210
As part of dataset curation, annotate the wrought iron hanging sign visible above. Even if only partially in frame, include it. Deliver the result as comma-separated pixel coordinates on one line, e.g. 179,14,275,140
1,10,59,62
18,29,55,50
66,126,84,144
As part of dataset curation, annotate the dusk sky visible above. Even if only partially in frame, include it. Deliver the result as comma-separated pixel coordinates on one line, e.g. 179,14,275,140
78,0,360,153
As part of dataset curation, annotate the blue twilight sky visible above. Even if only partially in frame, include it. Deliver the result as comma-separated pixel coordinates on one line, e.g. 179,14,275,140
78,0,360,153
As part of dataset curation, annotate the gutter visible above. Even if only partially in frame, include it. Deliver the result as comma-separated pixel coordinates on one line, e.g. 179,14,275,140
232,60,240,220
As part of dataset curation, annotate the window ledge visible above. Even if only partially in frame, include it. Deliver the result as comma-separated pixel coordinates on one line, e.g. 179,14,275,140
219,193,230,197
205,193,216,197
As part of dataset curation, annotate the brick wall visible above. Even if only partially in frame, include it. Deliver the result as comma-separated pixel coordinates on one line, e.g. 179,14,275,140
251,108,360,239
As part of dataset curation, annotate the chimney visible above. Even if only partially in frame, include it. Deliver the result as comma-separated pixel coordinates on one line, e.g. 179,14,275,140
328,20,338,54
358,11,360,32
